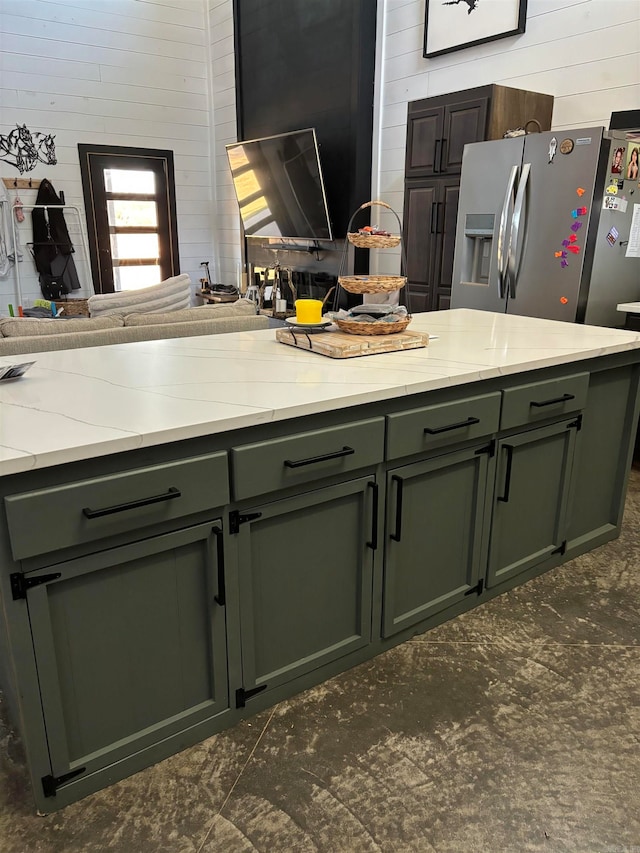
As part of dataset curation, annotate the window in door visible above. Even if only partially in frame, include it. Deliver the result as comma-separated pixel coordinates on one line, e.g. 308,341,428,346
78,145,180,293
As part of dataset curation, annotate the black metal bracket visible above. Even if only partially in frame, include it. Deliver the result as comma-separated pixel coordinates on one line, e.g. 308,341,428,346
229,510,262,534
11,572,61,601
552,540,567,556
236,684,267,708
567,415,583,432
42,766,86,797
465,578,485,597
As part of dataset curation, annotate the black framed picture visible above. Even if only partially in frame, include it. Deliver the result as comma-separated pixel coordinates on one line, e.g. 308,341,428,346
423,0,527,59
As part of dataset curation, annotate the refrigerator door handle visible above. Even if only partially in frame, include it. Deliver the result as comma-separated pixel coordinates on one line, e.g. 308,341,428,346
497,165,519,298
508,162,531,298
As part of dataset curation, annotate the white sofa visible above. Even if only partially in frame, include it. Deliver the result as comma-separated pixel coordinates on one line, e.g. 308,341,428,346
0,300,268,356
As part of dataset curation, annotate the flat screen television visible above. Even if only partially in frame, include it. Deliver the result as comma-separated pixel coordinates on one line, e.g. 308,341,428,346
226,128,333,243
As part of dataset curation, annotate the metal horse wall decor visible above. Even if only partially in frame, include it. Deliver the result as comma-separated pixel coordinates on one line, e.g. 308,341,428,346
0,124,57,174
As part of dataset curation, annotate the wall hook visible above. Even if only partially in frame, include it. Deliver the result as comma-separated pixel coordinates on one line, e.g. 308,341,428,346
13,177,17,187
28,177,32,188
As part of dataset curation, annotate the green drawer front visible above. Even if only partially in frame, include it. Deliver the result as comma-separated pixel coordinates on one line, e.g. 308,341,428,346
4,453,229,561
231,418,385,500
500,372,589,430
386,393,501,460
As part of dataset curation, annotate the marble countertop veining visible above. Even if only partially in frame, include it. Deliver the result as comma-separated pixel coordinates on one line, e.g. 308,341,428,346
1,309,640,476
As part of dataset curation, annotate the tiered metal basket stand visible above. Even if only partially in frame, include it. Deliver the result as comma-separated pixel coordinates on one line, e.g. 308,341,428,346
334,200,410,335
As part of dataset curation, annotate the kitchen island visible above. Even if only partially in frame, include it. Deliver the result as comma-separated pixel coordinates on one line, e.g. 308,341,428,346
1,308,640,812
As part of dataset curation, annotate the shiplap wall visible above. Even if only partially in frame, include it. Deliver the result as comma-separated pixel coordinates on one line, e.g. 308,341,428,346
2,0,637,308
208,0,242,289
0,0,214,312
371,0,640,275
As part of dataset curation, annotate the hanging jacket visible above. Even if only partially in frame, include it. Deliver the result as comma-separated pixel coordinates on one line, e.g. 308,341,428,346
31,178,80,295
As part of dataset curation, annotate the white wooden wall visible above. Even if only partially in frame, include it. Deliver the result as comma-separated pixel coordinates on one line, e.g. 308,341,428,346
208,0,242,289
371,0,640,275
0,0,213,311
1,0,637,309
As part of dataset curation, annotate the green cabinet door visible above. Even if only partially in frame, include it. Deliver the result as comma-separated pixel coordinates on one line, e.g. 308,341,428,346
383,445,493,638
487,419,578,588
24,522,228,787
235,476,376,704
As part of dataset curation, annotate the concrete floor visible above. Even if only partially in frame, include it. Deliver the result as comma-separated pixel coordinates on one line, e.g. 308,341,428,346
1,470,639,853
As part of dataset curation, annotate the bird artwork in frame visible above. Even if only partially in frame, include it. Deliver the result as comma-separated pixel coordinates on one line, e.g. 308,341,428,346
423,0,527,58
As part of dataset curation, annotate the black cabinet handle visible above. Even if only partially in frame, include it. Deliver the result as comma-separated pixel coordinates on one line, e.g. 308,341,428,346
424,416,480,435
284,446,354,469
436,201,443,234
212,526,226,606
430,202,438,234
390,475,404,542
530,393,575,408
434,138,441,173
439,137,447,172
366,481,378,551
82,486,181,519
497,444,514,503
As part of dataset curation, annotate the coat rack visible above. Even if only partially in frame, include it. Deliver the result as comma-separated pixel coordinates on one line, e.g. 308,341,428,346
1,178,94,306
2,177,42,191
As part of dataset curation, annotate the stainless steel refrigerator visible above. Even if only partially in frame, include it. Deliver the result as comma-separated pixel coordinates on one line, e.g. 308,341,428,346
450,127,639,326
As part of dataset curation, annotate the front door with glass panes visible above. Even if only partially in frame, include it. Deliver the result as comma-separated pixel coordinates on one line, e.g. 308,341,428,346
78,146,179,293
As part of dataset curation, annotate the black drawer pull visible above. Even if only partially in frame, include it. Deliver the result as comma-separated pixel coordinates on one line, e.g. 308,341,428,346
82,487,181,519
424,416,480,435
284,446,355,469
390,475,404,542
530,393,575,408
212,526,226,607
366,481,379,550
497,445,514,503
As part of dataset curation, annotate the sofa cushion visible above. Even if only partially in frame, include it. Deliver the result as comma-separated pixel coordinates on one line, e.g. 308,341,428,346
124,300,257,326
0,315,124,338
87,274,191,318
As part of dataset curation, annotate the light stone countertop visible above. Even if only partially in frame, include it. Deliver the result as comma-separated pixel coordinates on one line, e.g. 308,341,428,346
1,308,640,477
617,302,640,314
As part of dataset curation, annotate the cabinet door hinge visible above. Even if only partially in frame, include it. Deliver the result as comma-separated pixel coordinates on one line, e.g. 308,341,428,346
475,439,496,458
10,572,61,601
567,414,583,431
236,684,267,708
229,510,262,534
552,540,567,556
42,766,86,798
464,578,485,597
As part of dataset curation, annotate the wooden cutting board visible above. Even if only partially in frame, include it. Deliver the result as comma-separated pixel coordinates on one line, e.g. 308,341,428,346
276,326,429,358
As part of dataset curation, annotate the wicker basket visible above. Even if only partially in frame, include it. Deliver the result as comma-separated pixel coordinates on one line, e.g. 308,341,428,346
55,298,90,317
337,274,406,294
347,232,401,249
335,316,411,336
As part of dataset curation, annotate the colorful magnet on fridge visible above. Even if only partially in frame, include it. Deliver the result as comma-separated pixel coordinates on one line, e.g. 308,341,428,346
560,261,569,269
606,184,619,195
571,221,583,232
554,251,563,258
560,296,569,303
576,187,586,196
569,234,577,243
567,245,581,254
548,137,558,163
562,239,570,247
571,206,588,218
